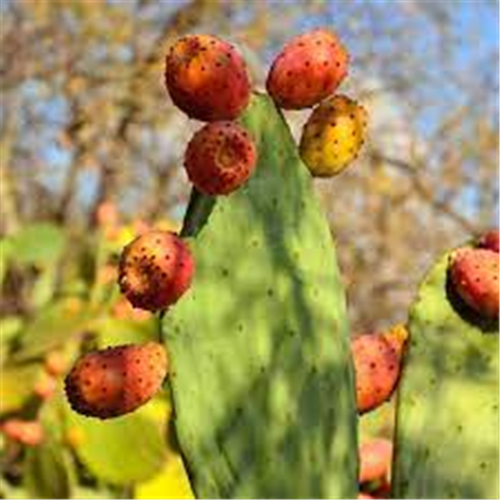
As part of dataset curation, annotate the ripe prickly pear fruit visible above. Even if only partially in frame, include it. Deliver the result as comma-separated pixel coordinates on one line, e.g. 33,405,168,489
0,420,44,446
352,325,408,414
299,94,367,177
65,342,167,419
118,230,194,312
165,34,250,121
478,229,499,253
359,438,393,484
184,121,257,195
449,247,499,319
266,29,348,109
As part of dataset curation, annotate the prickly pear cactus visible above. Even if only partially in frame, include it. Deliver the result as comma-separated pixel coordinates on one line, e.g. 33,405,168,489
161,93,358,498
392,245,499,499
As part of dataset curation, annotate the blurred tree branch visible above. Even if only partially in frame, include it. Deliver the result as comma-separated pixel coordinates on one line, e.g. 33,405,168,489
369,150,481,235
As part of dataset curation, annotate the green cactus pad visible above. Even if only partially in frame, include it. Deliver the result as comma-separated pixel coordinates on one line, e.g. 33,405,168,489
161,93,358,498
392,246,499,499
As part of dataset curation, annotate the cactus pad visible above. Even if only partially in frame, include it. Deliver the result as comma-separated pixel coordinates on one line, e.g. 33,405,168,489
161,94,358,498
392,246,499,499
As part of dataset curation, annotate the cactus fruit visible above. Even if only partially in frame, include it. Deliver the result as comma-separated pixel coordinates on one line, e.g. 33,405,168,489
162,94,358,498
65,342,167,419
392,244,499,499
359,438,392,484
165,35,250,121
449,247,499,319
118,230,194,312
352,325,408,414
0,420,44,446
266,29,348,109
184,121,257,195
299,94,367,177
478,228,499,253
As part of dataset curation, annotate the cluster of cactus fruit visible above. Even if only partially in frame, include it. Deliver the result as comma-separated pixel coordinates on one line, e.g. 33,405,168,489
53,26,498,500
64,28,368,423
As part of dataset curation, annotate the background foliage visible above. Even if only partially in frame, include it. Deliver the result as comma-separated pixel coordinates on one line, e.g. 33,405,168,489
0,1,498,498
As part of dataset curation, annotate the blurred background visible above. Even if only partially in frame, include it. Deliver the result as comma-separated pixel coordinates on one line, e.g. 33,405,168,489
0,1,498,498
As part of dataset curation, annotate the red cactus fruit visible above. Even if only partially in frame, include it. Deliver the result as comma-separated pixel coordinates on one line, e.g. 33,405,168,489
118,230,194,312
0,420,44,446
184,121,257,195
359,438,393,484
478,229,499,253
65,342,168,419
352,325,408,414
449,247,499,319
266,28,349,109
165,34,250,121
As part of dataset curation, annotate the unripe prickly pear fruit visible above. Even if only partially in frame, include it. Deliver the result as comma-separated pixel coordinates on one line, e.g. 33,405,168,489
266,29,348,109
0,420,44,446
449,247,499,319
118,231,194,312
299,94,367,177
165,34,250,121
478,229,499,253
352,325,408,414
359,438,393,484
65,342,167,419
184,121,257,195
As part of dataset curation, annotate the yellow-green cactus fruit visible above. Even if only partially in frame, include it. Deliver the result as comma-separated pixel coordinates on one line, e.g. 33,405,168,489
299,95,367,177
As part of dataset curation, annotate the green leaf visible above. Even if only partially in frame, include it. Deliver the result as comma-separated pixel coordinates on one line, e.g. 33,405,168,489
24,439,74,499
67,401,167,485
0,363,41,414
30,266,58,309
0,316,23,344
8,223,65,267
16,298,90,360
